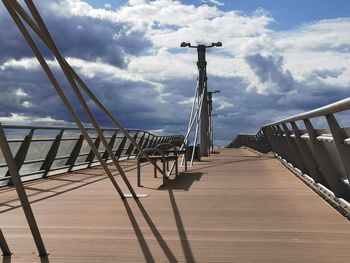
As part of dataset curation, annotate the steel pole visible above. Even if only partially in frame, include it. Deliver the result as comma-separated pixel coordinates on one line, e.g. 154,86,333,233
197,45,209,157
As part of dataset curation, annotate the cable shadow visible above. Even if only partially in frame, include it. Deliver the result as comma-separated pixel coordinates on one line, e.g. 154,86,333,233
134,199,178,263
122,199,155,263
0,161,145,214
168,187,195,262
0,175,108,214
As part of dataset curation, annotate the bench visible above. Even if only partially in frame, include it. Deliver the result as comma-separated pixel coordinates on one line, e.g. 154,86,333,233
169,139,188,171
137,143,178,187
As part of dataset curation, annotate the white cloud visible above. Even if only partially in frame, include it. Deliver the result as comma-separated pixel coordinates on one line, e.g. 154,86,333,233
0,57,40,71
273,18,350,88
216,100,234,110
0,113,69,125
202,0,224,6
2,0,350,145
22,101,33,108
15,88,28,97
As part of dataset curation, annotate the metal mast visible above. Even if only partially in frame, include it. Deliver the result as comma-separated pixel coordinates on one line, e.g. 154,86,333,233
181,42,222,157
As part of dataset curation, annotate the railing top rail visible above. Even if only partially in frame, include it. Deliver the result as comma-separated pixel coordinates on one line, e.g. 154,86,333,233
265,96,350,127
0,124,185,138
0,124,137,131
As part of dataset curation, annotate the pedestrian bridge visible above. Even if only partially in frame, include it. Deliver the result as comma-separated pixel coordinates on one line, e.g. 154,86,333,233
1,1,350,262
1,147,349,262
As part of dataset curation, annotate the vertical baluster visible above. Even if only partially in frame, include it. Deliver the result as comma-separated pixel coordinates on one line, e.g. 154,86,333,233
66,134,84,172
326,114,350,182
85,134,101,168
290,122,328,185
115,136,127,159
126,132,139,159
134,132,145,156
142,133,151,149
41,129,64,178
304,119,350,199
6,129,34,185
281,124,308,172
102,131,117,160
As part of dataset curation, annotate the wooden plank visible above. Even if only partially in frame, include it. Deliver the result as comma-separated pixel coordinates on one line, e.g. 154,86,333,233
0,148,349,262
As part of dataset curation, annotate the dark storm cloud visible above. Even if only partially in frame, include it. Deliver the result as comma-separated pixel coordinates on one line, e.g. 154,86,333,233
0,1,349,147
0,1,152,67
0,0,154,127
0,8,34,63
245,54,295,93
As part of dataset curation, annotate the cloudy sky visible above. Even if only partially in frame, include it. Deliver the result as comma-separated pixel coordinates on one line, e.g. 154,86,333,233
0,0,349,145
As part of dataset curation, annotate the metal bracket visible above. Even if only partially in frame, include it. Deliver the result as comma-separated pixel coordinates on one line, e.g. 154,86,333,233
123,193,149,199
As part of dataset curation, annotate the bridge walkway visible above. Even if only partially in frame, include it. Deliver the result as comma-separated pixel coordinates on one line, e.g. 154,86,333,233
0,148,349,262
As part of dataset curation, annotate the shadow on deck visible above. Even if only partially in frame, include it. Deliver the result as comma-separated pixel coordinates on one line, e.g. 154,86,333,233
0,148,349,262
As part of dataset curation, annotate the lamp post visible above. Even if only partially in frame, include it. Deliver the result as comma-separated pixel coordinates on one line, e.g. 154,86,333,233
208,90,220,154
211,113,217,153
180,42,222,157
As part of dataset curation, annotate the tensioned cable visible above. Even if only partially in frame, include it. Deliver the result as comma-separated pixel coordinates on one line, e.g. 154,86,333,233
190,92,205,165
185,81,199,139
8,0,166,179
3,0,129,198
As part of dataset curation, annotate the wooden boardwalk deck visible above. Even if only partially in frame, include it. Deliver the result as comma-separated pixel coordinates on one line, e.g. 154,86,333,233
0,148,349,262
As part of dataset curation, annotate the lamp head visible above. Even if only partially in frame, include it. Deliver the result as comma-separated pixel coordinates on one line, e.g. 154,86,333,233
180,42,191,47
213,42,222,47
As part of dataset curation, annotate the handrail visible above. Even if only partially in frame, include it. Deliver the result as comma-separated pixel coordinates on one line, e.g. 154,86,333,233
0,124,183,186
229,95,350,204
2,124,146,133
266,97,350,126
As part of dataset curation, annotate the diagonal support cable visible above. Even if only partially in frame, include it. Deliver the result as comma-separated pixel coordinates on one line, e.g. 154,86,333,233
24,0,139,198
0,123,47,256
2,0,127,198
8,0,166,178
0,228,11,256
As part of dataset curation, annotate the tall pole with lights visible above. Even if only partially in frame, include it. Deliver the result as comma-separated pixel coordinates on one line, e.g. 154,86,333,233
208,91,220,154
180,42,222,157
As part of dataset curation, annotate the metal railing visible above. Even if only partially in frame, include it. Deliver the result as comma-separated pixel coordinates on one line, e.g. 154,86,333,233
0,124,183,187
228,97,350,203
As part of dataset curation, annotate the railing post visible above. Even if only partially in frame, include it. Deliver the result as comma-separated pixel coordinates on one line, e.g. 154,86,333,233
326,114,350,182
126,132,139,159
0,228,11,256
66,134,84,172
290,122,328,185
275,125,295,163
270,126,286,158
133,132,145,156
262,127,274,152
142,133,151,149
6,128,34,185
85,134,101,167
0,124,47,256
115,136,127,159
102,131,117,160
304,119,350,198
281,124,308,172
153,136,158,147
145,135,154,149
41,129,64,178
